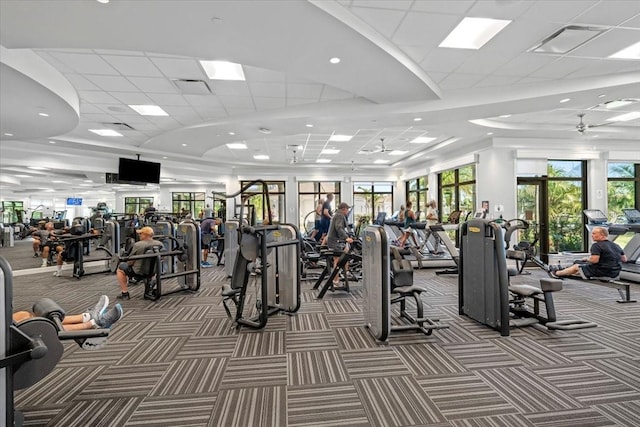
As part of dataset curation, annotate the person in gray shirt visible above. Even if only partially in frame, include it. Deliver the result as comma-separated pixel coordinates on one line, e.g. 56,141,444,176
326,202,354,288
116,226,162,300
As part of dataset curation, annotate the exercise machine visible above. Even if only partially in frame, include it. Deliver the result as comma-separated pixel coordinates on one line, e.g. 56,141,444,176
1,256,111,426
215,181,301,330
458,219,596,336
362,225,447,343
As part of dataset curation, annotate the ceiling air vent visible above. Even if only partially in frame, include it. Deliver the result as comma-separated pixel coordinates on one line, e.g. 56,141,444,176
529,25,607,54
173,79,212,95
102,122,135,131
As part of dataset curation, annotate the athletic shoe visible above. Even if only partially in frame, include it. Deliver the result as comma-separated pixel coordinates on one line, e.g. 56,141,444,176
116,292,130,300
96,304,123,328
53,271,61,277
87,295,109,321
201,261,213,268
33,252,39,258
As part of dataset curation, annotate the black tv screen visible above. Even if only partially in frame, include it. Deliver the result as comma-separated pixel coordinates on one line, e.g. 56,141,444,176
118,158,161,184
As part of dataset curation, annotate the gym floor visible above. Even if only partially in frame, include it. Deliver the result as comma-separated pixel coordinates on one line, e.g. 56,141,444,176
5,239,640,426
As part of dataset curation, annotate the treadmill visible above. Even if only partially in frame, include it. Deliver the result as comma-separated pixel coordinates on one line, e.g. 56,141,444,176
620,209,640,282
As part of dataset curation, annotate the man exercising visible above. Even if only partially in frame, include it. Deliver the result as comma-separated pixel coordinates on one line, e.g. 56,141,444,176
116,226,162,300
326,202,354,288
549,226,627,280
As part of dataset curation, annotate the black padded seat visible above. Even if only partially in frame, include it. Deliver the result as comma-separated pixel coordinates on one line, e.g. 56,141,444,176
509,284,543,297
392,285,427,295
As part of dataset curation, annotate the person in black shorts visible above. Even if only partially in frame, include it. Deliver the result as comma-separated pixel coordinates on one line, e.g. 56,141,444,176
549,226,627,279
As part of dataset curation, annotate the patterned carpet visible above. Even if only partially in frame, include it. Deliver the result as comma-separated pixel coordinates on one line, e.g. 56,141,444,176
5,241,640,426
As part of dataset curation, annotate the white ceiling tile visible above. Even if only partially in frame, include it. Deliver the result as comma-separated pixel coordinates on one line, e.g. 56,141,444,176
79,103,106,114
455,51,512,75
419,48,470,73
439,73,485,90
351,0,413,11
128,77,178,93
392,11,460,48
287,83,323,99
466,0,534,20
47,52,120,75
109,92,154,105
146,93,189,106
574,1,640,26
77,91,121,104
144,116,181,130
213,81,251,97
243,66,286,83
494,53,556,78
399,45,429,63
253,97,286,110
64,73,101,91
350,7,405,39
102,55,164,77
149,57,207,80
320,85,355,101
217,96,255,109
249,82,286,98
474,75,523,88
85,75,139,92
286,98,318,107
565,58,640,78
183,95,224,108
127,121,160,131
81,113,118,122
570,28,640,58
162,105,197,116
411,0,474,14
35,51,77,74
534,57,597,79
520,0,597,23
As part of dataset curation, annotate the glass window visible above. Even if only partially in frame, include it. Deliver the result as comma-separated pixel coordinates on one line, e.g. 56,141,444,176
547,160,586,253
171,192,205,218
353,182,393,226
297,181,341,232
241,181,285,225
439,165,476,220
607,162,638,223
125,197,154,215
405,176,429,215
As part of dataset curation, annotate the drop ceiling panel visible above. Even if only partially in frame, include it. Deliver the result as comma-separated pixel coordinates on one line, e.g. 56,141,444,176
108,91,154,105
419,48,471,74
102,54,164,77
455,51,513,75
77,90,121,104
64,73,101,90
253,96,286,110
495,53,557,78
535,56,600,79
567,58,639,78
574,1,640,26
466,0,534,20
521,1,596,23
391,12,460,48
351,0,414,11
570,28,640,58
242,66,286,83
84,75,139,92
286,98,318,107
48,52,120,75
319,86,355,100
183,95,224,107
287,82,323,99
248,82,285,98
349,7,405,39
411,0,473,14
79,103,107,114
80,113,118,122
475,75,523,88
146,93,189,106
213,81,252,97
128,77,178,93
149,57,206,80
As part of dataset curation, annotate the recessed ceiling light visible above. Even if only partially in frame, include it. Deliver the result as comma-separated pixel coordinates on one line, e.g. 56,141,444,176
306,124,313,128
410,136,437,144
560,98,571,103
228,132,235,135
487,132,494,135
83,180,93,183
499,114,511,118
389,150,408,156
38,112,49,117
258,127,271,134
374,159,390,164
604,100,633,109
254,154,269,160
200,60,246,81
181,143,188,147
49,140,56,144
51,180,67,183
328,134,352,142
128,104,168,116
28,166,48,170
89,129,123,137
608,111,640,122
96,0,109,3
227,143,248,149
162,156,168,159
439,17,511,49
609,40,640,59
4,133,13,136
15,174,31,178
316,159,331,163
413,117,422,122
598,94,607,98
329,57,341,64
321,149,340,155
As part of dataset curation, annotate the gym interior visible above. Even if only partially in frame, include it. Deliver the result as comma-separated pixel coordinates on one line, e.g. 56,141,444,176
2,1,640,426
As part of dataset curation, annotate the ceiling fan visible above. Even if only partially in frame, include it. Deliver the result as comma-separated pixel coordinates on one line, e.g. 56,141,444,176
576,113,611,134
359,138,393,154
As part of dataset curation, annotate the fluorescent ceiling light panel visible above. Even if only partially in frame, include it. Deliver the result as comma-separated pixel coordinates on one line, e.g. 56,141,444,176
28,166,48,170
316,159,331,163
604,100,633,109
321,149,340,155
374,159,390,164
328,134,353,142
410,136,437,144
389,150,408,156
531,26,605,54
14,174,31,178
439,17,511,49
608,111,640,122
128,104,168,116
200,60,246,81
253,154,269,160
89,128,123,137
226,143,248,149
609,40,640,59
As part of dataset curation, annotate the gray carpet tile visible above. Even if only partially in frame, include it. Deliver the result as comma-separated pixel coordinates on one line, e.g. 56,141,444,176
8,259,640,426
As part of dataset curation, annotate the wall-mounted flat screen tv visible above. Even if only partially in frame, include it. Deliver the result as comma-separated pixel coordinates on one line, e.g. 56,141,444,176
118,158,161,184
66,198,83,206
